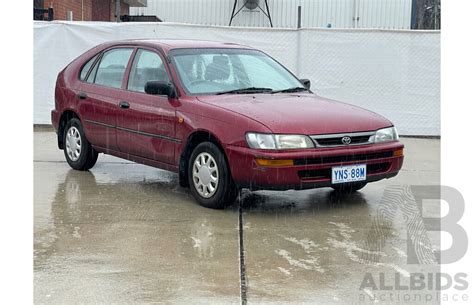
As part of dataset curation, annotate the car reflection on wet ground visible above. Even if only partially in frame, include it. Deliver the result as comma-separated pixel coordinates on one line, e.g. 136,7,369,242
34,129,440,304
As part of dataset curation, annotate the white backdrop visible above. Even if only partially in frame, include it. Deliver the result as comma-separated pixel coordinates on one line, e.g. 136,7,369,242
34,21,440,135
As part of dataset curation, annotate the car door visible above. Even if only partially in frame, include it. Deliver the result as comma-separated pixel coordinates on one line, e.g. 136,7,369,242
77,47,134,152
116,48,177,165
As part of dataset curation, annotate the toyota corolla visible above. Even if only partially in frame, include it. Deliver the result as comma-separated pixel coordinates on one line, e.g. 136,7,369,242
51,40,404,209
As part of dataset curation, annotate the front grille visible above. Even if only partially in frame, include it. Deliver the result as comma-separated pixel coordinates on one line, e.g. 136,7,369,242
294,151,393,166
316,135,371,146
311,131,375,147
298,162,391,180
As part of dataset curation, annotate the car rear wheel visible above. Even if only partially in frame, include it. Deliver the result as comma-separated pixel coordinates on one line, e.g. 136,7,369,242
188,142,238,209
63,118,98,171
331,182,367,193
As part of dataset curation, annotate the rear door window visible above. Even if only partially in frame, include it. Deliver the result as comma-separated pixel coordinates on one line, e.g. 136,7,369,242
93,48,133,89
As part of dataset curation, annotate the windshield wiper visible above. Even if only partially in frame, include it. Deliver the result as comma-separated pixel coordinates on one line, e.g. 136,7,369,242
215,87,274,95
271,87,308,94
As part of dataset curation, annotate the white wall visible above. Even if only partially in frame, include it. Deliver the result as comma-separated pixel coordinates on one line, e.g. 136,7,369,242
130,0,413,29
34,21,440,135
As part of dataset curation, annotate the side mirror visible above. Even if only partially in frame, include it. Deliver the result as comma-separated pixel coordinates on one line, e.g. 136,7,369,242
300,79,311,90
144,81,177,98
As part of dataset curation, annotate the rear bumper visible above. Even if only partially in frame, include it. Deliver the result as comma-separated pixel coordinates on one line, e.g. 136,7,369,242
225,141,404,190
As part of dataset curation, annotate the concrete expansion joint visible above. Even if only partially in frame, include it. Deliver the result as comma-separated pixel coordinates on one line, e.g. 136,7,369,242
238,194,248,305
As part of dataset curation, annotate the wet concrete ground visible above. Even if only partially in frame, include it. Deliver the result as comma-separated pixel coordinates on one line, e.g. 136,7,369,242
34,130,440,304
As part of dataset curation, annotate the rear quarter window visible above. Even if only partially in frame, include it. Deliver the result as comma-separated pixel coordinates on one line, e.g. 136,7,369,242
79,54,99,81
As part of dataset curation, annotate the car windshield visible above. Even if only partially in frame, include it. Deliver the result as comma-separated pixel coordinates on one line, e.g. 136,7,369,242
170,48,304,95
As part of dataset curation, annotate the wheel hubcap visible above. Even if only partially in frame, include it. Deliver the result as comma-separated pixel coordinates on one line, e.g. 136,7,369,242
65,126,82,162
192,152,219,198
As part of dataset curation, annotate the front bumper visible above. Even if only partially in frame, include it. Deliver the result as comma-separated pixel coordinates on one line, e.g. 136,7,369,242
225,141,404,190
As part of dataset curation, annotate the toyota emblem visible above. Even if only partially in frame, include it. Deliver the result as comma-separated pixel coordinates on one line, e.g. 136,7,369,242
341,136,351,145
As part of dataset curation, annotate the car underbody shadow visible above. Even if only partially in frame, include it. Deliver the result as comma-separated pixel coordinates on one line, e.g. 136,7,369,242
235,187,369,214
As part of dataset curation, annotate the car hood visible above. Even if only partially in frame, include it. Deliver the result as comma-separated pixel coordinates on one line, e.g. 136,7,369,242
197,93,392,134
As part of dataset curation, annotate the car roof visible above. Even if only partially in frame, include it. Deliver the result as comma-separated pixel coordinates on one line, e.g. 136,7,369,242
99,39,254,53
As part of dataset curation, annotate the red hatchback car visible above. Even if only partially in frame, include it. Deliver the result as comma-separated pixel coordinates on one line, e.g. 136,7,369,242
52,39,404,208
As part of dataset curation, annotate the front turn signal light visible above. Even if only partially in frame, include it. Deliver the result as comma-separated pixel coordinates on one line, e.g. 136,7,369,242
255,159,294,167
394,148,404,157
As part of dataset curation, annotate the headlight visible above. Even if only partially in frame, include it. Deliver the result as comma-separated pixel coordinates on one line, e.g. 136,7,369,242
246,133,314,150
372,127,399,143
246,133,276,149
275,135,315,149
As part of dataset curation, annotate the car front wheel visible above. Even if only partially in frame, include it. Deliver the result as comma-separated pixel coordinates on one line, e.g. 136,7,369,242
188,142,238,209
63,118,98,171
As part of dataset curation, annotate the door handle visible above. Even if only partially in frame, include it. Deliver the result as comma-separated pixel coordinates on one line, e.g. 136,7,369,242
119,101,130,109
77,92,87,100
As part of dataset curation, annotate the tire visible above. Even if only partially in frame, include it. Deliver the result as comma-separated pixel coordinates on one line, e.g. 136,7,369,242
188,142,238,209
178,160,190,188
63,118,98,171
331,182,367,193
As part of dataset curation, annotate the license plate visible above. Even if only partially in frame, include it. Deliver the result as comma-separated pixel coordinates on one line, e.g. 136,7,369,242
331,164,367,184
